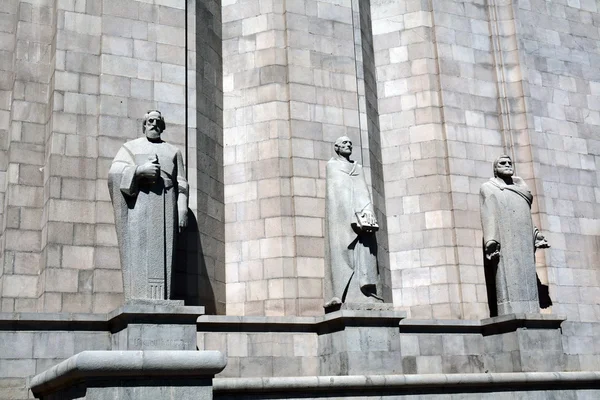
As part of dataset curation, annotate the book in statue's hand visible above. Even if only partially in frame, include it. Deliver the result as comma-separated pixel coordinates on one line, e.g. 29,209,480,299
354,211,379,233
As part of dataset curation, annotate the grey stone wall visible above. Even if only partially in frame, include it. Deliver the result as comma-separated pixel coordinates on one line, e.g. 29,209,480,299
1,0,53,313
0,0,598,322
371,0,599,321
516,0,600,321
0,0,225,313
172,0,225,314
356,0,392,302
222,0,390,316
0,329,110,400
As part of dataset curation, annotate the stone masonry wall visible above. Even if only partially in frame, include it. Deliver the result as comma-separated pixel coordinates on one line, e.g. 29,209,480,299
0,0,217,313
372,0,470,319
372,0,599,321
516,0,600,321
223,0,389,316
175,0,226,314
0,0,18,280
1,0,54,313
0,0,597,323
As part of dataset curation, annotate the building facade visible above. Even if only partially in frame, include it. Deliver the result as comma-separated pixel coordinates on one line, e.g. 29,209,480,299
0,0,599,397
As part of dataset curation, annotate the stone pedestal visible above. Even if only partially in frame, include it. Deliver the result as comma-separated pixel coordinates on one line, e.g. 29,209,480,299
481,313,566,372
108,301,205,350
30,350,226,400
318,309,407,375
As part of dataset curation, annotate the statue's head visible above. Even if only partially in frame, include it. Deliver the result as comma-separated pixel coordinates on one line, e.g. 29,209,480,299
493,155,514,178
142,110,165,141
334,136,353,158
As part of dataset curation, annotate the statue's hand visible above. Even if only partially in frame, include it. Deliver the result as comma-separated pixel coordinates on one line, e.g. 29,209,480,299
178,209,188,232
535,236,550,249
485,240,500,261
137,156,160,181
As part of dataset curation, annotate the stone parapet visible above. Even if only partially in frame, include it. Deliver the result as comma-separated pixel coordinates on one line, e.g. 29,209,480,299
213,372,600,399
30,350,226,400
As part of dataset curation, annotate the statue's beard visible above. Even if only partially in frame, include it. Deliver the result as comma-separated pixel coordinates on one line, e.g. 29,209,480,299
146,128,161,140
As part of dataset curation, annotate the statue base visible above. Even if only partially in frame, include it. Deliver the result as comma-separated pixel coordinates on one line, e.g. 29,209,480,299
324,301,393,314
108,300,205,350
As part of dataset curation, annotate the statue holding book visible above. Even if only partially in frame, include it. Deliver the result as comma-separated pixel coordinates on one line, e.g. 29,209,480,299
324,136,383,310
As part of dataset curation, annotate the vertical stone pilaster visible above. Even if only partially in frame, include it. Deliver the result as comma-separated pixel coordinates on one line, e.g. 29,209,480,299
354,0,391,302
0,0,19,311
373,0,521,319
40,0,103,313
0,0,54,312
373,0,459,319
224,0,389,316
178,0,225,314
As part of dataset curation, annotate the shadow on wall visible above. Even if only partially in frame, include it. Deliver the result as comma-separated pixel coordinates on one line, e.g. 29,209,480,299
172,209,217,314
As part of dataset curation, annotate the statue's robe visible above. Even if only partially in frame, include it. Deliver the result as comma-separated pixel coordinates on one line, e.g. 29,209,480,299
108,137,187,300
325,157,379,304
480,176,539,315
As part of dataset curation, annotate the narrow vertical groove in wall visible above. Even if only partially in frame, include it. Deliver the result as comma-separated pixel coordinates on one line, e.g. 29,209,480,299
350,0,364,166
282,0,301,303
184,0,189,179
487,0,517,165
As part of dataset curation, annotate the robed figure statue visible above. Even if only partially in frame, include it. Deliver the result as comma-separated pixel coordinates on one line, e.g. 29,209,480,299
324,136,383,310
480,155,549,316
108,110,188,301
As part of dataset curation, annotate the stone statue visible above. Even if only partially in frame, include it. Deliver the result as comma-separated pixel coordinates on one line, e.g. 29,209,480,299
108,110,188,301
324,136,383,310
480,155,549,316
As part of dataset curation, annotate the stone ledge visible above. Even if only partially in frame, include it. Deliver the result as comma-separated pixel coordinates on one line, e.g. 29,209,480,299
30,350,226,397
399,318,481,334
197,309,407,334
0,301,205,333
108,301,205,333
0,312,107,331
481,313,566,336
398,313,566,335
213,371,600,393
